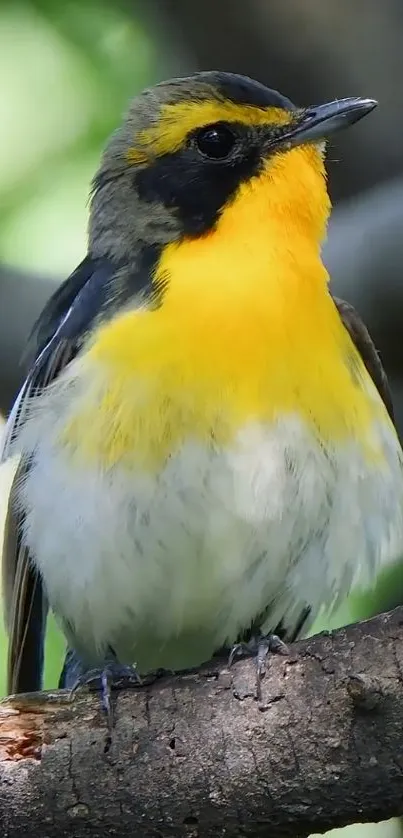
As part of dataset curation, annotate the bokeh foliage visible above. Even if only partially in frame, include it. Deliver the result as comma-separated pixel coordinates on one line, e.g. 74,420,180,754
0,0,158,275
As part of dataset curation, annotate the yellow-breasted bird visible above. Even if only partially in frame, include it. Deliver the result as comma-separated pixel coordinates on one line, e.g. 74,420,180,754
2,72,403,708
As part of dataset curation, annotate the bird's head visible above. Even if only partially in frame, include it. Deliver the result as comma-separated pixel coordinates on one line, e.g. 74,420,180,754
89,72,376,261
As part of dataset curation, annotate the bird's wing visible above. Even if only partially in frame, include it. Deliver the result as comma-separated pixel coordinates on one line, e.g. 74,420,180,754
2,255,116,694
332,295,394,423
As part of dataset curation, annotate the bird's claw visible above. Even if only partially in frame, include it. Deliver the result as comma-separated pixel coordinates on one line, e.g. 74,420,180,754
70,661,142,734
228,633,289,700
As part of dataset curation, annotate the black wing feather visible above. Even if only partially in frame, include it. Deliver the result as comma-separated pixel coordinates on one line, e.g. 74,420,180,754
2,255,117,694
333,295,394,423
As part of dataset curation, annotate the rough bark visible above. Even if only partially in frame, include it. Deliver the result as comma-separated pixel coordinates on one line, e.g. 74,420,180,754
1,608,403,838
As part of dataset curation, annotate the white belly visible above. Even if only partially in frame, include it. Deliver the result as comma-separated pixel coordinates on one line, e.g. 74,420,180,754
15,410,403,672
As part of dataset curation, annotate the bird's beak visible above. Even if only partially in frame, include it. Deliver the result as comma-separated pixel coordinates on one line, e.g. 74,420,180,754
279,97,378,148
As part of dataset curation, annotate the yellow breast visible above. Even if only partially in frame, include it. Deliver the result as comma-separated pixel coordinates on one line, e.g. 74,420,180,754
61,149,389,470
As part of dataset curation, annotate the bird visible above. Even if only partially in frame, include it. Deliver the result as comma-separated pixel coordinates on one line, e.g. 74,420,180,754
2,72,403,716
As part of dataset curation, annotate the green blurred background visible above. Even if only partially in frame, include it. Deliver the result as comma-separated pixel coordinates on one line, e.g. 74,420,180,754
1,2,403,836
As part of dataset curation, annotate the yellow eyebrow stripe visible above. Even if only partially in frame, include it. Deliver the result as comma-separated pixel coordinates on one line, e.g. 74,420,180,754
126,100,293,163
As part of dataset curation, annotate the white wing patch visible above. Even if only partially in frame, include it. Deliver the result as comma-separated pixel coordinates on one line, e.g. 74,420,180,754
1,378,31,464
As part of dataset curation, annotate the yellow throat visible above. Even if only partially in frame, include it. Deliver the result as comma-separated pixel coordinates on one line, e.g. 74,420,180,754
63,145,385,469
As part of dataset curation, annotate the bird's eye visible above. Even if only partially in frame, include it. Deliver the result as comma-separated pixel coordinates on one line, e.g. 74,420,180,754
194,123,237,160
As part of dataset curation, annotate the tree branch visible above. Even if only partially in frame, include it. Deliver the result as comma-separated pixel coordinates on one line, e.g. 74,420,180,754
1,608,403,837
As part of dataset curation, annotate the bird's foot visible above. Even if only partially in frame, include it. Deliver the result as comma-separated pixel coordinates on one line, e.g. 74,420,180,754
70,660,142,733
228,633,289,700
59,648,142,737
60,648,170,744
